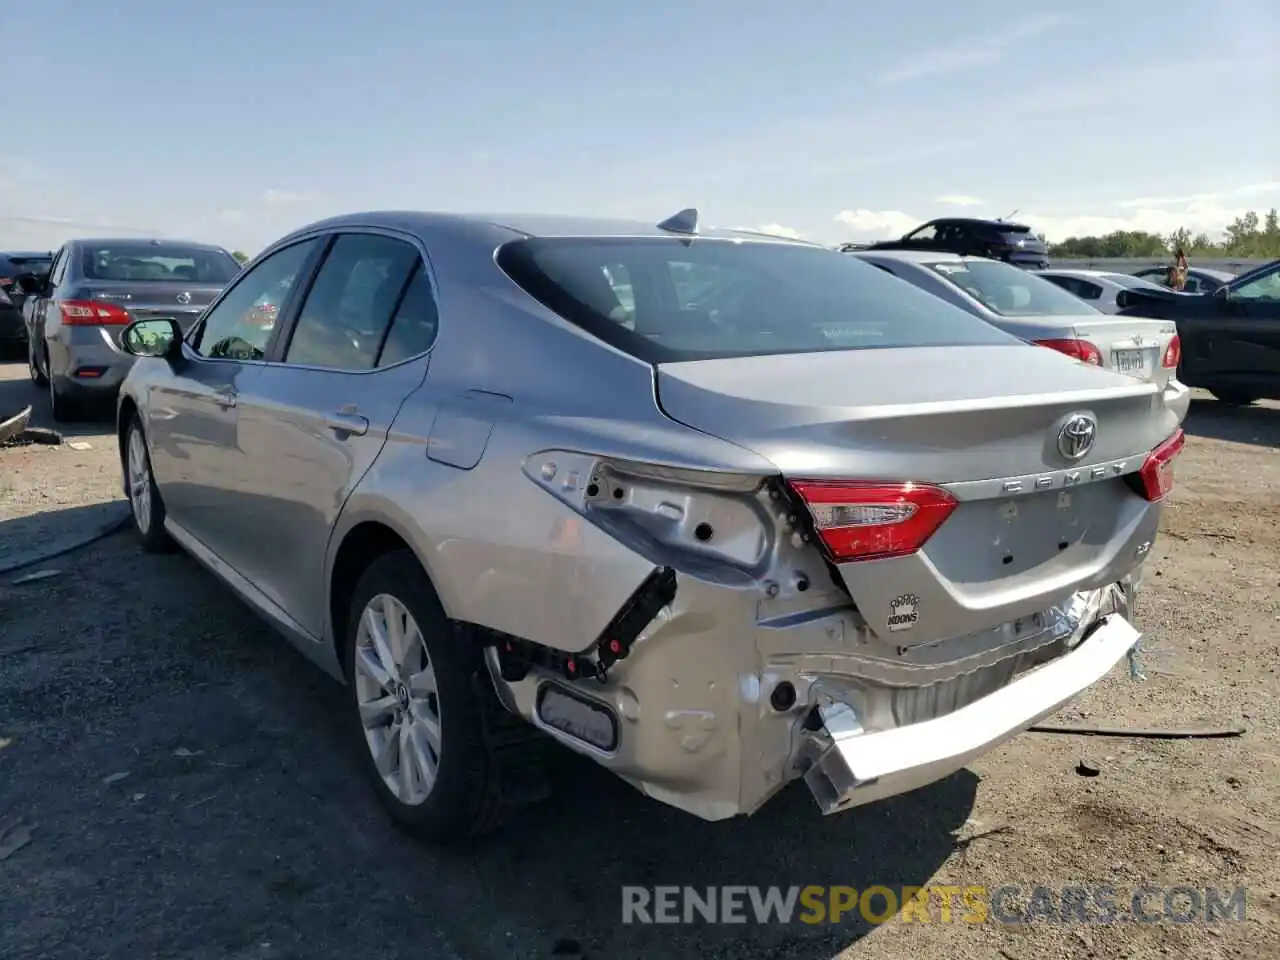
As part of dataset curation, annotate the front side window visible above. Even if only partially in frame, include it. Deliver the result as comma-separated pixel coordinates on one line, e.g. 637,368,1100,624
1230,264,1280,301
903,224,937,243
79,243,241,283
283,233,420,370
192,239,318,360
925,259,1100,317
496,237,1019,363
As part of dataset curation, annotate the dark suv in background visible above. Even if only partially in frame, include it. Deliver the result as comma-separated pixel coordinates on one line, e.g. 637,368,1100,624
864,218,1049,269
0,250,53,353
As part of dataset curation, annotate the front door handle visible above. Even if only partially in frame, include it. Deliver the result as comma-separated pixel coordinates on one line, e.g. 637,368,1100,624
326,412,369,437
211,388,237,409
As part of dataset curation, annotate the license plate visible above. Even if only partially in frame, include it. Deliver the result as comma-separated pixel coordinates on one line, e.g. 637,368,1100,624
1113,349,1145,374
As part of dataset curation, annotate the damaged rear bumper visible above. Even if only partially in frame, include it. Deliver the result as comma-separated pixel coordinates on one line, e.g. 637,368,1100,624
801,606,1138,814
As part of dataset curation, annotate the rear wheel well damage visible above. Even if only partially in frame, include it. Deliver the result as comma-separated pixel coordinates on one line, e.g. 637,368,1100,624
329,522,429,669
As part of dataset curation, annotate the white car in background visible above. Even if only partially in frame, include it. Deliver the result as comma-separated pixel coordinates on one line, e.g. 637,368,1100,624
850,250,1188,409
1033,269,1176,314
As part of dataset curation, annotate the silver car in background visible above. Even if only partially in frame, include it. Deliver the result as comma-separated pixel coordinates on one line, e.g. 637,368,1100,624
851,250,1189,411
23,238,242,420
115,210,1187,842
1034,268,1178,314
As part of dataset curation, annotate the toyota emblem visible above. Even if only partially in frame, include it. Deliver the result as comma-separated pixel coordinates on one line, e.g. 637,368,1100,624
176,291,192,305
1057,413,1097,461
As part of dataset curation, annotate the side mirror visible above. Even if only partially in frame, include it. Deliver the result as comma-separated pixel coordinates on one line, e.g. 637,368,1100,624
15,273,46,296
121,317,185,364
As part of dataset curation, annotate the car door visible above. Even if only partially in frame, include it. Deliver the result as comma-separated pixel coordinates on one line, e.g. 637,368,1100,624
145,237,323,567
27,246,66,355
230,230,437,637
1185,263,1280,389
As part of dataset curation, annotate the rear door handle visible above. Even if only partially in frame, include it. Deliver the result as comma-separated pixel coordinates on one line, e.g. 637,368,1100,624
326,412,369,437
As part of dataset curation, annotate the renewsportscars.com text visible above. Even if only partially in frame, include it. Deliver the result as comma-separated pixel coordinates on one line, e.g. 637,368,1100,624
621,884,1247,926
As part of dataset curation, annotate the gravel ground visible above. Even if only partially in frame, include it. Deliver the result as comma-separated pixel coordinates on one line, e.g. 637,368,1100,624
2,358,1279,960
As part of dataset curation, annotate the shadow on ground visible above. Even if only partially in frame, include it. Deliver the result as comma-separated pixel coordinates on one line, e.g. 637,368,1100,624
0,357,116,440
1183,397,1280,448
0,500,129,574
0,505,977,960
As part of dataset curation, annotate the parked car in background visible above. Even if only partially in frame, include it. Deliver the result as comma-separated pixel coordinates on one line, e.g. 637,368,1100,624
1035,268,1173,314
0,250,53,353
20,238,241,420
1117,257,1280,405
851,250,1188,402
1132,265,1236,294
116,208,1185,843
863,218,1049,269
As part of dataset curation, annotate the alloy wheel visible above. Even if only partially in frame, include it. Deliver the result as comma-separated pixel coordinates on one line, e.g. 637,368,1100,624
127,425,153,535
353,592,443,806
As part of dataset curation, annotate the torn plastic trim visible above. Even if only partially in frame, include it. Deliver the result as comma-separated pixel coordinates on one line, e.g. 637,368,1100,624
800,586,1140,815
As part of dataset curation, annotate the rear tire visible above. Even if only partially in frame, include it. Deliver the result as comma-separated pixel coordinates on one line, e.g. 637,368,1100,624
47,358,82,422
1211,390,1257,407
124,417,174,553
343,550,518,843
27,337,47,386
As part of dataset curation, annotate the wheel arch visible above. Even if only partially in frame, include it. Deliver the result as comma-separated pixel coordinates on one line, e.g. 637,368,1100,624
116,394,140,497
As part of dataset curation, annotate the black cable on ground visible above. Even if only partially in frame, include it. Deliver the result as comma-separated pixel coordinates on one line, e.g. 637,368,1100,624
1,513,132,577
1029,723,1245,739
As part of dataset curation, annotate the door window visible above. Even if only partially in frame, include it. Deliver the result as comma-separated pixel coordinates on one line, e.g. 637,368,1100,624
903,224,937,243
377,263,440,366
1229,266,1280,302
48,248,68,287
283,233,420,370
191,238,318,360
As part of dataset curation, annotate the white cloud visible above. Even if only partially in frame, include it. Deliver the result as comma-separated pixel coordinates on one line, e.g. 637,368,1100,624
832,181,1280,243
753,223,804,240
832,209,919,240
936,195,984,207
875,15,1069,85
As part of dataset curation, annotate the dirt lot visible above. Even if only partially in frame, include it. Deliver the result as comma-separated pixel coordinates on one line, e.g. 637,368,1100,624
2,357,1278,960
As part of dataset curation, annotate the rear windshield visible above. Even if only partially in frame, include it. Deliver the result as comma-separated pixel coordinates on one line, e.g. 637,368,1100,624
925,259,1099,317
496,237,1019,363
0,254,52,276
79,243,241,283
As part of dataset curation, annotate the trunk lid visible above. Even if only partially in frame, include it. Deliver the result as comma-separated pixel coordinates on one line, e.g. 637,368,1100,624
655,344,1183,644
72,280,224,342
1063,315,1179,386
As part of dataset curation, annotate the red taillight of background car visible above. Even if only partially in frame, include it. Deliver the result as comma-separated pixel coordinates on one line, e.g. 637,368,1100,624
57,299,131,326
786,480,958,562
1129,429,1185,501
1034,338,1103,365
1162,334,1181,368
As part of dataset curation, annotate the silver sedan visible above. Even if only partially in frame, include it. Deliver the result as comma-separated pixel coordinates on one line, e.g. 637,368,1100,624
116,209,1187,842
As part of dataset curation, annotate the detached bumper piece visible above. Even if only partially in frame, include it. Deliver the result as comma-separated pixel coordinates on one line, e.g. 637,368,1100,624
803,611,1141,815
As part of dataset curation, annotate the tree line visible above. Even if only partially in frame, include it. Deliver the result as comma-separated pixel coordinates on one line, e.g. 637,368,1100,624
1046,208,1280,260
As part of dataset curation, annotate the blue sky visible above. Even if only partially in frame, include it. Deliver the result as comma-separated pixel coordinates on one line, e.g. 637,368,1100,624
1,0,1276,253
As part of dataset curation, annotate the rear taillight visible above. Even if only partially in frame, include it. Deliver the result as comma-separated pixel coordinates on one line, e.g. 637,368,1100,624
787,480,958,562
1034,338,1103,365
1162,334,1181,368
57,299,131,326
1130,429,1185,501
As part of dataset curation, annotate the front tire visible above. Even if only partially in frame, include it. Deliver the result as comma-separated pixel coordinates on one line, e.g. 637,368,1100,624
344,551,512,843
1211,390,1257,407
124,417,174,552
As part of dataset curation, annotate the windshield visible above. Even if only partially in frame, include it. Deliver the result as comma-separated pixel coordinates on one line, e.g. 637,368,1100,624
926,259,1100,316
80,243,241,283
496,237,1020,363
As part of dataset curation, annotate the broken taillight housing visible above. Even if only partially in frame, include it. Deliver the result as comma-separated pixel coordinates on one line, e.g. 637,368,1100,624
1130,428,1185,501
787,480,958,562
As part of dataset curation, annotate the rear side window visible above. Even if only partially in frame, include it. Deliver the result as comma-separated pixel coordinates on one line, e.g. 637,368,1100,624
377,264,439,366
496,237,1018,363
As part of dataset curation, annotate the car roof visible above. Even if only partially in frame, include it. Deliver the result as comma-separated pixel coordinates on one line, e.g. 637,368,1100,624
923,217,1033,231
66,237,230,251
1037,268,1124,280
853,249,969,265
278,210,826,247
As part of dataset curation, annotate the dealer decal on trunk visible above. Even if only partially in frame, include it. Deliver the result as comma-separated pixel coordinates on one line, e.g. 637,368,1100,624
888,593,920,632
